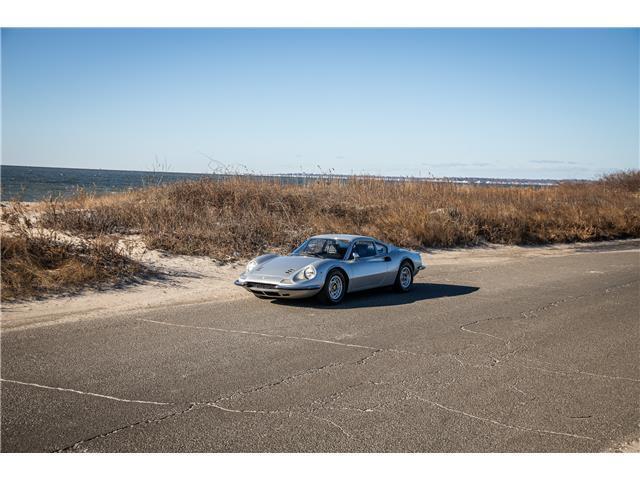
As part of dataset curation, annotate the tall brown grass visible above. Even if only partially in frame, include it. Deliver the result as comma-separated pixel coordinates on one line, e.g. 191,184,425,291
40,170,640,261
599,169,640,192
1,204,148,301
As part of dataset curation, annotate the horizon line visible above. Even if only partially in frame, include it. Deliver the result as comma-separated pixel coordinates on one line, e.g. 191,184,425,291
1,163,622,183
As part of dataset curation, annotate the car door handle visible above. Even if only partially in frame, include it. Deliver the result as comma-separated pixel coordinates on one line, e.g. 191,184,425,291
384,256,391,262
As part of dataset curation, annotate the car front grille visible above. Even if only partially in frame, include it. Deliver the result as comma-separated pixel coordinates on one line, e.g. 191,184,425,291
246,282,278,289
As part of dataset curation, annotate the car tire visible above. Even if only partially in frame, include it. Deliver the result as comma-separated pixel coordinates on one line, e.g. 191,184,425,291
394,261,414,292
319,269,347,305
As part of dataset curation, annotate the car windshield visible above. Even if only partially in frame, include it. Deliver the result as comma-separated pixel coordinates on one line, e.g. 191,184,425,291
293,238,350,260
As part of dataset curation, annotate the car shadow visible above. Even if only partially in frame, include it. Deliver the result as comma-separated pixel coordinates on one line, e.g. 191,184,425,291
272,282,479,309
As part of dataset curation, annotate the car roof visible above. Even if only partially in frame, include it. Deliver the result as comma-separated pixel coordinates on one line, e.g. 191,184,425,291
310,234,377,243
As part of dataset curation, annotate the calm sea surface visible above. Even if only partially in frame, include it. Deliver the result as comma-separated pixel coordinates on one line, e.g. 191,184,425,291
1,165,560,202
0,165,215,201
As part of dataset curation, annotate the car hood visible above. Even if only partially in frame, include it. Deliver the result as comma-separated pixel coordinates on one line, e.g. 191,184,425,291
252,255,318,278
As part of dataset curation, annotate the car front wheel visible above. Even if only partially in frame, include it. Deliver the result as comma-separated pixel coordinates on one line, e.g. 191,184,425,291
319,269,347,305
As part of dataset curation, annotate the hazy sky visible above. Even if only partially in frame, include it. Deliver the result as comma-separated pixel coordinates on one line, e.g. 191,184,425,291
2,28,638,179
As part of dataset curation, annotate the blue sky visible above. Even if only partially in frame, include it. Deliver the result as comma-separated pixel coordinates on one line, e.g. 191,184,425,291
2,28,638,179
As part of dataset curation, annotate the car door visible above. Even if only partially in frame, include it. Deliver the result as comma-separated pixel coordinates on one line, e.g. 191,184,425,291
375,242,398,285
348,240,391,291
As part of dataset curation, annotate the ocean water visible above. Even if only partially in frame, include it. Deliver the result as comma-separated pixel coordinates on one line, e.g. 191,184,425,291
0,164,560,202
0,165,212,202
0,165,337,201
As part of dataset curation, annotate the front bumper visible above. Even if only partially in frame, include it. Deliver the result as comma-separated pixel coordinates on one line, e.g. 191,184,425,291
234,279,322,299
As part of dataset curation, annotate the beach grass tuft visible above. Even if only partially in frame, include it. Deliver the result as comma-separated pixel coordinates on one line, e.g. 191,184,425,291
1,204,149,301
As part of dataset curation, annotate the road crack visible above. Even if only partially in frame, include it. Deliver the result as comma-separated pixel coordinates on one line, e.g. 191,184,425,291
219,360,350,403
140,319,380,351
520,279,638,320
199,402,290,415
309,415,351,438
515,359,640,383
0,378,172,406
461,279,639,342
56,403,197,452
459,319,508,342
141,319,422,359
406,390,595,441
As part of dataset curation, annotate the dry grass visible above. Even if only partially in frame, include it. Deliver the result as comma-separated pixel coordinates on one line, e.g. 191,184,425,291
1,204,148,301
39,170,640,261
599,169,640,192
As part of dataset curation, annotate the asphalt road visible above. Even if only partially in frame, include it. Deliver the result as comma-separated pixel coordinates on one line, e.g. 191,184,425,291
2,242,639,452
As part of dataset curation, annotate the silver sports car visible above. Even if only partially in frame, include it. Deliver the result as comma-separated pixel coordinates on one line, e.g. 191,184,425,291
234,234,425,304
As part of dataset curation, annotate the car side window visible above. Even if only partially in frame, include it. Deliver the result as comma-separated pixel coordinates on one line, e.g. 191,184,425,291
375,242,387,255
353,241,376,258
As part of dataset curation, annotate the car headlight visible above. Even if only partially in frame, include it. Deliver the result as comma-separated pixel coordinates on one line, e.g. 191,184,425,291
246,260,258,272
303,265,316,280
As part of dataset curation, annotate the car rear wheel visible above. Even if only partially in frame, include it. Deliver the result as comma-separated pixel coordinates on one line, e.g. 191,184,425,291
319,269,347,304
394,261,414,292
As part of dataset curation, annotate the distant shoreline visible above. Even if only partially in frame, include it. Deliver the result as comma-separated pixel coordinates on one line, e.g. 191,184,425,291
0,163,584,181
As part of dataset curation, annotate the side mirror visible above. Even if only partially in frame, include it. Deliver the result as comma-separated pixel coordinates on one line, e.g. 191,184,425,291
351,252,360,261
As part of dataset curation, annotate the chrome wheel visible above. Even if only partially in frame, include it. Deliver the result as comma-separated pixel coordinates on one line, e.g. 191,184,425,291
400,266,412,289
328,274,344,301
